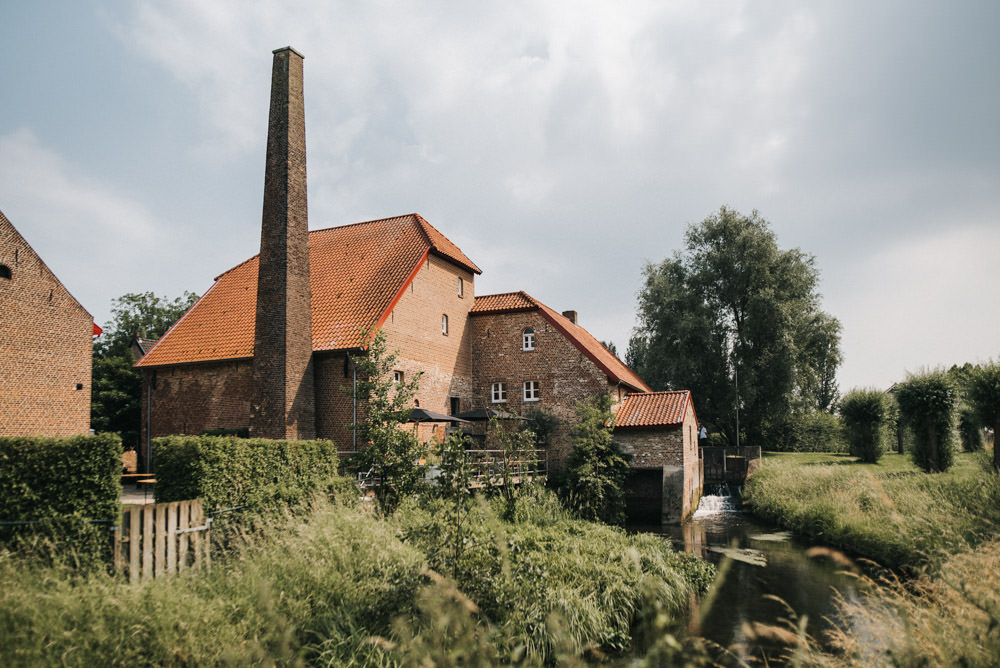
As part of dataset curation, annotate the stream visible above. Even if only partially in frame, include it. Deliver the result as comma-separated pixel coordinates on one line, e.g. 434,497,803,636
633,491,862,664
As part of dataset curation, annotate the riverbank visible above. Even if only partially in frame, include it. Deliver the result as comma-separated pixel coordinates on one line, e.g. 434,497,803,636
0,486,713,665
742,450,1000,665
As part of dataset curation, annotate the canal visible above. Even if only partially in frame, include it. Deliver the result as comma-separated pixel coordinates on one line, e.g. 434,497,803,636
635,493,861,664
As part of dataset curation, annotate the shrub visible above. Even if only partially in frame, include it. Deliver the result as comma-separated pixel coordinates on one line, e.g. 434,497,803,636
958,408,985,452
153,435,343,512
561,393,631,524
0,434,121,566
966,361,1000,471
840,388,890,462
764,411,845,452
895,370,957,472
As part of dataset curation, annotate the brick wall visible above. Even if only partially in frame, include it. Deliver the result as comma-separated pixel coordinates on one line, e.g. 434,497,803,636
315,351,357,451
468,310,613,471
382,254,475,417
141,360,253,442
0,212,93,437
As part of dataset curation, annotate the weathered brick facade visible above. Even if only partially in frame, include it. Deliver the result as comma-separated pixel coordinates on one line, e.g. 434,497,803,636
0,210,94,437
143,360,253,439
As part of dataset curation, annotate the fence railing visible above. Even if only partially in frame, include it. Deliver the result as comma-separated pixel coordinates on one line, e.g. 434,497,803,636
355,449,547,490
700,445,762,484
116,500,210,582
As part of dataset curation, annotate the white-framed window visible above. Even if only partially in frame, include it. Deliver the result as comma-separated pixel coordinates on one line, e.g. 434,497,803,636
522,327,535,351
393,370,403,384
491,382,507,403
523,381,540,402
458,277,464,298
442,313,449,335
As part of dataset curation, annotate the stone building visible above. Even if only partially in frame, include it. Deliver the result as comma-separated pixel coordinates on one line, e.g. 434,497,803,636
0,209,98,437
134,46,653,473
614,390,702,523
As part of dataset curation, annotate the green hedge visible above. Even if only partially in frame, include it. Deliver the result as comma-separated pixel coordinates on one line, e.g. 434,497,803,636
764,411,846,452
153,436,343,512
0,434,122,564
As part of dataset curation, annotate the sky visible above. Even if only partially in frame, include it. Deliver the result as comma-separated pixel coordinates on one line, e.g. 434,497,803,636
1,0,997,393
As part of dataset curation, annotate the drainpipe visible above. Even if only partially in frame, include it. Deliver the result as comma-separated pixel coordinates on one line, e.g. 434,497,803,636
352,358,357,452
146,373,152,473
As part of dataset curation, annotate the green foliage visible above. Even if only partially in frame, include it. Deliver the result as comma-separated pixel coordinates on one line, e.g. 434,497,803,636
958,408,985,452
91,291,198,451
0,490,714,666
763,410,845,452
561,393,631,525
153,435,342,513
628,206,842,446
966,360,1000,471
895,370,958,472
350,329,427,511
523,406,560,449
840,388,890,462
0,434,122,566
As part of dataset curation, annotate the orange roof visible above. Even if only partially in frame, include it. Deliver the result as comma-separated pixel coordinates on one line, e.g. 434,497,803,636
471,291,652,393
137,214,480,367
614,391,693,429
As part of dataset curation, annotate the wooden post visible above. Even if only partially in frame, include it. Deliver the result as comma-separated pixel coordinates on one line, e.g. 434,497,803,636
178,501,190,572
166,502,178,575
142,505,153,581
154,503,167,578
129,506,141,584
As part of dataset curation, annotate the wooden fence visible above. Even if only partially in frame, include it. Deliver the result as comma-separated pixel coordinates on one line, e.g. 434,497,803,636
116,500,210,582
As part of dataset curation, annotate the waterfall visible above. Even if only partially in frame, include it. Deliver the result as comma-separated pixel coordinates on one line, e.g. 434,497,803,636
693,483,741,515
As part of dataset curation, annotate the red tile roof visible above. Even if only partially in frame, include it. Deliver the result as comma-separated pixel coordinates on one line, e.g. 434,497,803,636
614,391,693,429
471,291,652,393
136,214,480,367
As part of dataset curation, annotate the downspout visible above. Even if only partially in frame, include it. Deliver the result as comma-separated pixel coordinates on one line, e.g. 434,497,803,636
146,372,152,473
352,356,357,452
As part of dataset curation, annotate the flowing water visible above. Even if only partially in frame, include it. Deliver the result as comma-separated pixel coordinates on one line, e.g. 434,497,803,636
634,491,861,664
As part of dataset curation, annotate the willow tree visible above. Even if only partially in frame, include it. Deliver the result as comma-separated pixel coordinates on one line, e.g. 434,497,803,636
967,361,1000,471
628,207,841,446
894,370,957,473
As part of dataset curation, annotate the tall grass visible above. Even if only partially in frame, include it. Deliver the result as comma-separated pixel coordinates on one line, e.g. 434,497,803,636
744,451,1000,571
1,487,710,665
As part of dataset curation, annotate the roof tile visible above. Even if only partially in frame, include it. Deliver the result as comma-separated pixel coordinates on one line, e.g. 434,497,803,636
614,391,692,428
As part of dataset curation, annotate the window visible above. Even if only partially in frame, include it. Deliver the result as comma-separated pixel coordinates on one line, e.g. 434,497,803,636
0,265,10,280
442,313,449,335
522,327,535,351
457,277,464,298
450,397,461,415
491,382,507,403
393,370,403,384
523,381,540,402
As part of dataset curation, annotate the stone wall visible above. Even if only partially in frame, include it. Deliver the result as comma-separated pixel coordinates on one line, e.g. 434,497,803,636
0,211,93,437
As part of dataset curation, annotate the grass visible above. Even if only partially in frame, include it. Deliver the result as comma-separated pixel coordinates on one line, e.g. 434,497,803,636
744,448,1000,666
745,450,999,572
0,485,711,666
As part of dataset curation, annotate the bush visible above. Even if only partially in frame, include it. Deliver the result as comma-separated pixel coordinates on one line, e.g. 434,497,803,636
0,434,122,566
895,370,957,472
153,435,343,512
764,411,845,452
561,393,631,524
840,388,890,462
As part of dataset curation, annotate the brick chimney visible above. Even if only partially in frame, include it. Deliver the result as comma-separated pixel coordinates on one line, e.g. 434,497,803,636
250,47,315,439
562,310,578,325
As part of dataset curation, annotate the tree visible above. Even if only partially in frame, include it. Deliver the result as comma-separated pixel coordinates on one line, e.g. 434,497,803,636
894,370,957,472
350,328,427,511
628,206,842,447
91,291,198,449
561,393,631,525
966,361,1000,471
840,388,889,463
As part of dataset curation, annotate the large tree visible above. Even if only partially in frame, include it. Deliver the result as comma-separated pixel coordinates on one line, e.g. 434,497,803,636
628,207,841,446
92,291,197,448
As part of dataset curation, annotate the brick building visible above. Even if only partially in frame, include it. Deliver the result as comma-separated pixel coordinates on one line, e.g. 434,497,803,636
614,391,702,522
0,209,97,437
134,46,666,475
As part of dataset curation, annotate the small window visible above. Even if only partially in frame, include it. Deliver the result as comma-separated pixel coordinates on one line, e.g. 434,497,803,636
522,328,535,351
491,382,507,403
393,370,403,384
523,381,540,402
457,277,464,298
442,314,449,335
0,265,11,280
450,397,460,415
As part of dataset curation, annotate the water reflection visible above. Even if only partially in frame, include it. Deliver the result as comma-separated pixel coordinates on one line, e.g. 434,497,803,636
635,500,858,664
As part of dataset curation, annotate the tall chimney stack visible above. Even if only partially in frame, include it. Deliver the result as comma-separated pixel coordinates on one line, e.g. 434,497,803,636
250,47,315,439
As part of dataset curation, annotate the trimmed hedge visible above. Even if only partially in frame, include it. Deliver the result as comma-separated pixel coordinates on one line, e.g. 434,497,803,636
764,411,846,452
0,434,122,564
153,436,343,512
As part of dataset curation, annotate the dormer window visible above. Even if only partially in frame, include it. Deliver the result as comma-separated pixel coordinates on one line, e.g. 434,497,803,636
522,327,535,351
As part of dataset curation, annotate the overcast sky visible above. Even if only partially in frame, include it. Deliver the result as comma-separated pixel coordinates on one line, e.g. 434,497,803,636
2,1,997,393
